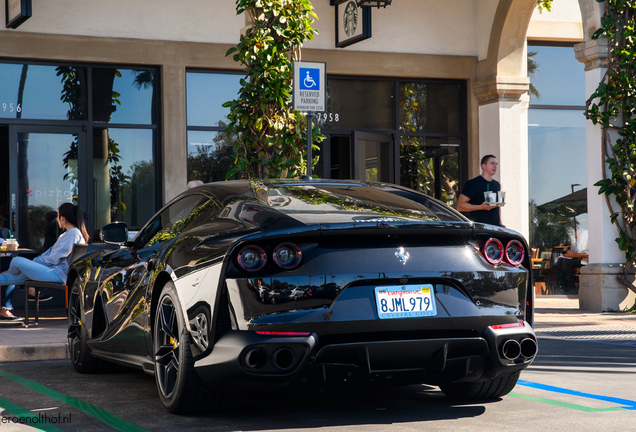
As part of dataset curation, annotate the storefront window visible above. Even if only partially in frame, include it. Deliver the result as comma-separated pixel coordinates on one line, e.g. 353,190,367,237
528,46,585,106
187,72,242,128
186,71,242,183
92,68,156,124
319,77,465,203
529,110,586,246
317,79,394,130
93,128,156,233
0,62,159,253
528,44,587,293
399,82,461,134
184,72,465,204
17,131,79,251
187,131,235,183
0,64,87,121
400,137,460,207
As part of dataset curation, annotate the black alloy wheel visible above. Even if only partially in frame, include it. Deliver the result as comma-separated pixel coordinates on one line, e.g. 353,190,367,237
68,279,112,373
153,282,223,414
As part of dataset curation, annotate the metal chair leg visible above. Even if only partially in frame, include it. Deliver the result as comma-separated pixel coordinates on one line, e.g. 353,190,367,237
35,288,40,326
24,286,29,328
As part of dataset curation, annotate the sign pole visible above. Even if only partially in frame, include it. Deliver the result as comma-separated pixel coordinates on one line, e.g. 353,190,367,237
293,61,325,180
306,112,313,179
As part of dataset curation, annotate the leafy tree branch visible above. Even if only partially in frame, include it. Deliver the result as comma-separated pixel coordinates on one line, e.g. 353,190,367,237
585,0,636,291
224,0,325,180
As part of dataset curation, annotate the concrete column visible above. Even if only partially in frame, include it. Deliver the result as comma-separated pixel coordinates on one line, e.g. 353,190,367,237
474,76,530,240
161,64,188,203
575,37,636,311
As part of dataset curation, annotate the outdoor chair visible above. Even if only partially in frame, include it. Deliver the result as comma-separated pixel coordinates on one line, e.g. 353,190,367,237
22,243,88,328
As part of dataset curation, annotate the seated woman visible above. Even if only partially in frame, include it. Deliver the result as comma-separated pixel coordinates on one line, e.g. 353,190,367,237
0,203,89,320
555,226,589,294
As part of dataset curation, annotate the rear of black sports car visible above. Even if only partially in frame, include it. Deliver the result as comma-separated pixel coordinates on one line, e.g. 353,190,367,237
191,183,536,401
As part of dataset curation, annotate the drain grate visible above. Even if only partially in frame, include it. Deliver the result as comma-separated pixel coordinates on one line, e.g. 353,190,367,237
535,325,636,340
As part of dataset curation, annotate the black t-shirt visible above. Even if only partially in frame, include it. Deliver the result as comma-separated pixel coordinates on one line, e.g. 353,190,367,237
460,175,501,226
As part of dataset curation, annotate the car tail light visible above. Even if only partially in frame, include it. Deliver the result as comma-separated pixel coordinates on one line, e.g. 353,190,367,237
273,243,302,269
489,322,523,330
505,240,525,266
482,238,504,265
238,245,267,272
255,331,311,336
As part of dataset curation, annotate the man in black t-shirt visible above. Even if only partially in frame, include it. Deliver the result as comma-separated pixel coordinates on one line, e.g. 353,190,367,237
457,154,502,226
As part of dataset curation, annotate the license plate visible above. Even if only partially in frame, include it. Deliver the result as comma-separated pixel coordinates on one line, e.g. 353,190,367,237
375,285,437,319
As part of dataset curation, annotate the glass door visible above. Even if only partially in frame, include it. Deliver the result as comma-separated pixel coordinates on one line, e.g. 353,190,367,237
352,132,393,182
8,126,87,252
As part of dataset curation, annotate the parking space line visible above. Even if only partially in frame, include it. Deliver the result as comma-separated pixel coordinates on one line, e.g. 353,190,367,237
509,392,627,412
0,396,65,431
517,380,636,411
0,369,150,432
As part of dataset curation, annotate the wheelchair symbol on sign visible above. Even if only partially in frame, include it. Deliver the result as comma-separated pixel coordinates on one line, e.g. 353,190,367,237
304,71,316,88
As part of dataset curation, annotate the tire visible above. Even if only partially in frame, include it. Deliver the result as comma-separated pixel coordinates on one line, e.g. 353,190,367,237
67,279,113,373
439,371,520,401
153,282,223,414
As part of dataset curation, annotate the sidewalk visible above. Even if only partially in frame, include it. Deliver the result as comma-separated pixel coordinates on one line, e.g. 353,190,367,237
1,296,636,363
0,310,68,362
534,295,636,329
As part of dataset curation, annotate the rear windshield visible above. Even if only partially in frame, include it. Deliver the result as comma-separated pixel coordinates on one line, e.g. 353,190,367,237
262,184,463,224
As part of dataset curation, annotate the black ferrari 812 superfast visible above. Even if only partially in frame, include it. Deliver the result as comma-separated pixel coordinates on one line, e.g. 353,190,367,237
67,180,537,413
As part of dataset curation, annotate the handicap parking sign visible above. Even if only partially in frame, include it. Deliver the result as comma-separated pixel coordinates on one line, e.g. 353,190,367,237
299,68,320,90
293,61,326,112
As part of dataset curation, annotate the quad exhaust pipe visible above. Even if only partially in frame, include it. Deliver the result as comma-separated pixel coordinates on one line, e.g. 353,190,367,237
272,348,296,370
242,346,297,371
500,338,537,361
520,338,538,359
244,348,268,369
501,339,521,360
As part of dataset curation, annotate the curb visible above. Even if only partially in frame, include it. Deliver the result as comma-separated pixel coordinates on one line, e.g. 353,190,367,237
0,343,69,362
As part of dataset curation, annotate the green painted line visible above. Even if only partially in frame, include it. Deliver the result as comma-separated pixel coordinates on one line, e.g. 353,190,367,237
509,392,628,412
0,395,65,432
0,369,150,432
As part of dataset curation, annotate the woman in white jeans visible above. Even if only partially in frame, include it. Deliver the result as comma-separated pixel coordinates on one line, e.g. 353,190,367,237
0,202,89,320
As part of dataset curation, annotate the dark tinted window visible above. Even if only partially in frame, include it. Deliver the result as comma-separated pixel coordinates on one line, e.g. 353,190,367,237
316,79,395,130
258,184,464,223
400,136,461,208
385,189,467,222
399,82,461,134
139,194,210,248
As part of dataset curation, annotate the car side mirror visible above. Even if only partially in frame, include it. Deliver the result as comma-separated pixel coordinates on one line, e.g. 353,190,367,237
101,222,128,245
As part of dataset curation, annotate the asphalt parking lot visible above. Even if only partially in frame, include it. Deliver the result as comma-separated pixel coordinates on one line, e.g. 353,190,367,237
1,296,635,431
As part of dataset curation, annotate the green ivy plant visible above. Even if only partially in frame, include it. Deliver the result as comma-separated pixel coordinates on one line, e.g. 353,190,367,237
537,0,553,13
223,0,325,180
585,0,636,291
